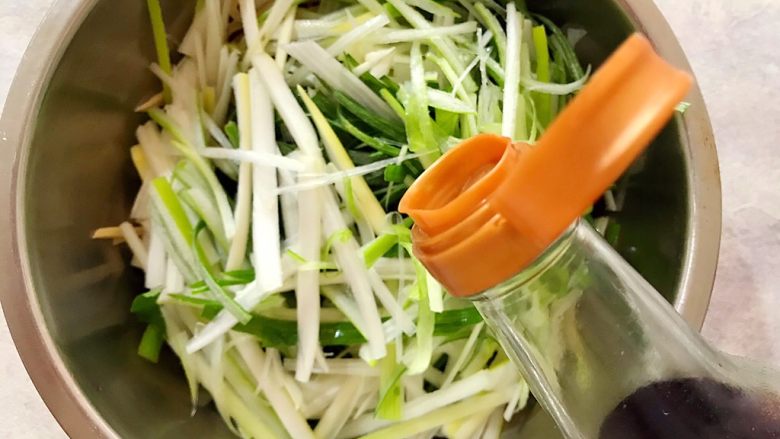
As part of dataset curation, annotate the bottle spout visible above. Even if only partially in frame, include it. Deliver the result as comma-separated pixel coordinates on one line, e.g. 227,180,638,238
399,33,692,297
398,133,523,236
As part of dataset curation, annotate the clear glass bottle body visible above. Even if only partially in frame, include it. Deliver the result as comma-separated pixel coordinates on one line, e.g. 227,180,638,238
473,219,780,439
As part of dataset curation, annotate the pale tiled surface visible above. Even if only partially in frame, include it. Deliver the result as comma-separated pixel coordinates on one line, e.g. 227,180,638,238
1,0,778,437
654,0,780,367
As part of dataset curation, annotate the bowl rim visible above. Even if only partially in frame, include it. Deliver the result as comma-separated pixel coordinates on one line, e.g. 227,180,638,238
0,0,721,437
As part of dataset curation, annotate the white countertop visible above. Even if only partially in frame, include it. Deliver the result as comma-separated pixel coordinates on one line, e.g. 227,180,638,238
1,0,779,437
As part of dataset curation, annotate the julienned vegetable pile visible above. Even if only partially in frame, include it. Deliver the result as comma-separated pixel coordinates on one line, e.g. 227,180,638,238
94,0,595,437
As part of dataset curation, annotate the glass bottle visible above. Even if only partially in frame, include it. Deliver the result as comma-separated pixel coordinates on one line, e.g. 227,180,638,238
473,218,780,438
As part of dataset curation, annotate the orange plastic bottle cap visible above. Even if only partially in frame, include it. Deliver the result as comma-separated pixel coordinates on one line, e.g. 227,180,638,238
399,34,692,297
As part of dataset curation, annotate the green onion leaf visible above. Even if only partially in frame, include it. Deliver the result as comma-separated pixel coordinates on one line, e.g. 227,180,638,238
383,164,405,183
138,323,165,363
224,120,240,148
334,91,407,142
192,222,252,324
532,25,552,128
335,110,403,156
145,0,172,102
235,307,483,348
376,343,406,420
131,290,164,326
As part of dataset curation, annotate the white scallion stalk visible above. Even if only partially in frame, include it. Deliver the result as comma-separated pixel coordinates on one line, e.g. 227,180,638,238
403,249,433,374
322,286,369,337
164,256,183,294
426,55,478,134
604,189,617,211
225,73,254,271
135,92,164,113
342,362,514,437
353,48,397,76
137,123,176,177
249,69,285,293
501,3,522,138
502,381,530,422
203,0,223,85
407,0,459,17
215,46,228,103
358,306,417,355
194,147,303,171
295,4,372,40
520,67,590,95
442,322,484,388
450,53,481,98
370,55,395,79
284,41,399,122
378,21,476,43
367,268,415,335
219,0,231,28
205,335,229,429
232,335,316,439
238,0,260,55
476,29,492,88
279,363,306,410
258,305,344,322
149,198,196,281
473,2,506,66
213,48,239,125
425,272,443,313
352,384,380,421
130,145,153,183
92,226,126,240
173,335,289,438
314,376,366,439
178,6,206,57
294,157,324,382
403,373,425,402
278,167,299,244
426,88,475,114
223,356,293,437
594,216,609,236
386,0,474,91
482,407,505,439
275,8,297,69
292,19,335,41
120,221,148,270
300,379,352,419
186,281,267,353
322,189,387,360
345,391,511,439
145,221,166,288
201,111,233,150
356,0,387,17
150,110,237,241
283,358,380,377
180,187,229,251
297,86,389,235
274,154,425,195
251,52,322,156
449,409,493,439
327,14,390,56
257,0,295,48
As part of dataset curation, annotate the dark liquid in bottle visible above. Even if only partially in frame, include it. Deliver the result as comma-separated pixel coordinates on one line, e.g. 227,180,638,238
599,378,780,439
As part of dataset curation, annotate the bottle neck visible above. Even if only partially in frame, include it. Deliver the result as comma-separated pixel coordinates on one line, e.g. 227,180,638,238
471,219,725,438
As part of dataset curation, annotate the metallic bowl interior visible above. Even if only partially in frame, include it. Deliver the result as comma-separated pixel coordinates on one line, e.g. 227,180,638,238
0,0,721,437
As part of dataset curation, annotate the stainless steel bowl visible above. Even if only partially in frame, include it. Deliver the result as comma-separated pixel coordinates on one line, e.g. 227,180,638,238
0,0,721,437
